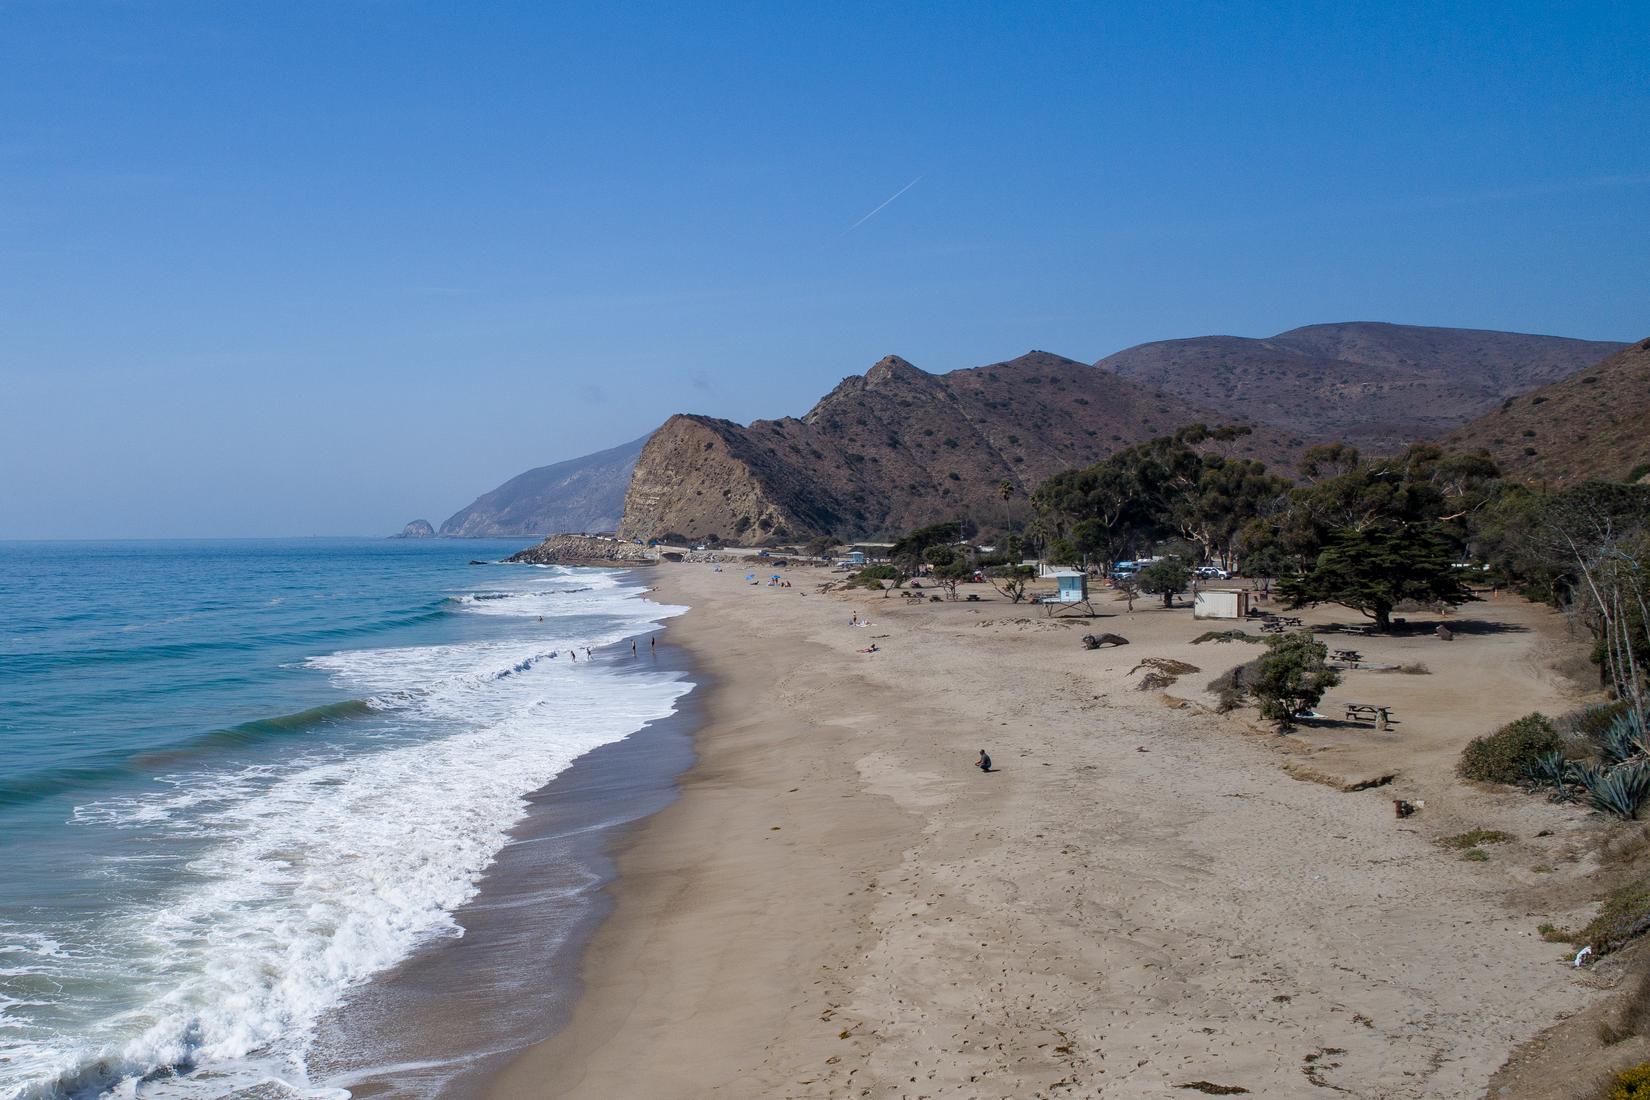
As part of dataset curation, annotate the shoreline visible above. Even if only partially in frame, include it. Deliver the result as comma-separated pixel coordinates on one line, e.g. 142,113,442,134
308,600,701,1100
485,565,1608,1098
484,568,919,1098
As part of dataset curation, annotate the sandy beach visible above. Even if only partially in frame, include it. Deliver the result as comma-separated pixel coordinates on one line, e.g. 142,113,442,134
487,566,1616,1099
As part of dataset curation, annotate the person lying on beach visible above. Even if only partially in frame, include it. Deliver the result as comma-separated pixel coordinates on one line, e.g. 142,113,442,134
976,750,992,772
859,643,879,653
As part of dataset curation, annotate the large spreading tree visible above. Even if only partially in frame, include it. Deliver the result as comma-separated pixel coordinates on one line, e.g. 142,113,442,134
1277,526,1477,631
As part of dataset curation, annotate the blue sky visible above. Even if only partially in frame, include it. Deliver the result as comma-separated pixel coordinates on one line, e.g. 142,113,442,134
2,1,1646,537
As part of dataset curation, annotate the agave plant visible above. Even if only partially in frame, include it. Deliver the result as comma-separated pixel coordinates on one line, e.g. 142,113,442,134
1577,759,1650,821
1600,709,1650,766
1523,750,1577,802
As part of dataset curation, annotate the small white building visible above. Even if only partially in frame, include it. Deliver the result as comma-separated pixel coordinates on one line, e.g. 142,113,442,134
1193,589,1250,620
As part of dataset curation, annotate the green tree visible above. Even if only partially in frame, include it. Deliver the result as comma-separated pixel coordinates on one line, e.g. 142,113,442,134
1483,482,1650,704
850,563,901,597
1276,526,1477,631
923,544,974,601
1032,425,1285,574
986,562,1036,603
1252,632,1341,730
1138,558,1191,608
892,521,966,573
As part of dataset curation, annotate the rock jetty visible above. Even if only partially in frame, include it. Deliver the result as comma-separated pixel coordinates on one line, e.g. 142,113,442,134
505,534,660,567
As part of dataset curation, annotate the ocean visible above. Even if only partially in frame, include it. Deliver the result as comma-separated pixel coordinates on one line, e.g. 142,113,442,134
0,539,691,1100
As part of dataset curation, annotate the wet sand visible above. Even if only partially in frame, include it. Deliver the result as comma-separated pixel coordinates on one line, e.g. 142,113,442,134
309,637,701,1100
487,567,1607,1098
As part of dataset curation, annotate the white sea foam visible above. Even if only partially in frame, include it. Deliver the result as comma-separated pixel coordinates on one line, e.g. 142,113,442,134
3,574,686,1100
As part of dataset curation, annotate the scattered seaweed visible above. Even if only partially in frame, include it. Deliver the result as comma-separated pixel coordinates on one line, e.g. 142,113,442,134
1177,1083,1250,1095
1130,657,1201,692
1190,630,1263,645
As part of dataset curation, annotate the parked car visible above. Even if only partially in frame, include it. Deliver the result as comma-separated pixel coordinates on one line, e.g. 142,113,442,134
1194,565,1231,579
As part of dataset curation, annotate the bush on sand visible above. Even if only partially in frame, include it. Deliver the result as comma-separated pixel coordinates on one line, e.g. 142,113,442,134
1458,713,1561,784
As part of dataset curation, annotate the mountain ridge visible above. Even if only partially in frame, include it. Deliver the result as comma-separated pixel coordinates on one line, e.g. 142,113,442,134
1447,337,1650,486
617,350,1299,545
438,435,648,537
1095,322,1624,449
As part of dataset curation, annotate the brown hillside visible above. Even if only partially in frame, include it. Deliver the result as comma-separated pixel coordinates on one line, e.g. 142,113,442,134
1446,337,1650,486
1095,322,1624,450
619,351,1298,545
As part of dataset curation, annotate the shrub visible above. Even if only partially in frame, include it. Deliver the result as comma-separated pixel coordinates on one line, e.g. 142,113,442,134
1581,881,1650,954
846,564,900,591
1458,714,1561,784
1207,656,1266,713
1252,633,1339,729
1564,701,1634,741
1603,1062,1650,1100
1438,829,1513,850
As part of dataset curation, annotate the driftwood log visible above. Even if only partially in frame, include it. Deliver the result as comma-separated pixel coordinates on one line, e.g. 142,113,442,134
1082,633,1129,650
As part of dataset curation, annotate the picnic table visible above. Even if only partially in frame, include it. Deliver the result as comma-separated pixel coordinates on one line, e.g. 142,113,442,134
1332,649,1363,664
1344,703,1393,726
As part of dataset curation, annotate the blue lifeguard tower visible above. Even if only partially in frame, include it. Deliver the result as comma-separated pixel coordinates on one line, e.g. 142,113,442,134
1041,569,1096,617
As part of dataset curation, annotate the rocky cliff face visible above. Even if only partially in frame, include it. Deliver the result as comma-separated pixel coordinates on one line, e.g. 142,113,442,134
504,533,660,567
617,350,1298,545
440,435,647,537
395,519,436,538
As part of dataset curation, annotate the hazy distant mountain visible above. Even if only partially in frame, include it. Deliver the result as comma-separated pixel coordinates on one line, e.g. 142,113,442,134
618,351,1298,546
440,435,648,537
1448,337,1650,486
1095,322,1625,450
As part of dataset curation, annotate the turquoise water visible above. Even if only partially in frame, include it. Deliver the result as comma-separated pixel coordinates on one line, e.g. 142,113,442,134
0,540,689,1099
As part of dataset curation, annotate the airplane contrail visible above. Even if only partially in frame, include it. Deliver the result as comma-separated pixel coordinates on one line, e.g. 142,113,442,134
846,175,923,232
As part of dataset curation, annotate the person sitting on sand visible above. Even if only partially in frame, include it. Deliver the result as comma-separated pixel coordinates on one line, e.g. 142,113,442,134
859,643,878,653
976,749,992,773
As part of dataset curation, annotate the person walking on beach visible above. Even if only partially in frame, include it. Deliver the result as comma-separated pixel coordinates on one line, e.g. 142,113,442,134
631,639,637,656
650,635,656,653
976,749,992,773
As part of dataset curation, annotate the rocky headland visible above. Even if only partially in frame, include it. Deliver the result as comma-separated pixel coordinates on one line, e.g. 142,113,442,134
504,533,660,567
